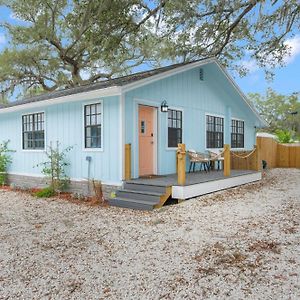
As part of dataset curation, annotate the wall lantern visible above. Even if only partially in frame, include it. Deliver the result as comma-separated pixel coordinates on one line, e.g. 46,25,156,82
161,100,168,112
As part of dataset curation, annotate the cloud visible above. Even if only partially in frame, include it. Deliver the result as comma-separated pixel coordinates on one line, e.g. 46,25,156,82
0,34,5,44
283,35,300,64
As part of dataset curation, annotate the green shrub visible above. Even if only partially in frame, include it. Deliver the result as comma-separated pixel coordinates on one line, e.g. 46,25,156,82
0,140,14,185
275,129,293,143
35,187,55,198
36,141,72,192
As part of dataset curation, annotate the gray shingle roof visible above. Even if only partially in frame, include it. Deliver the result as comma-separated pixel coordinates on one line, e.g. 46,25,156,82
1,59,207,109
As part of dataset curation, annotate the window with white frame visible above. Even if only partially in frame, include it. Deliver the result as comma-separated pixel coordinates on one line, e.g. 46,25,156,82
168,109,182,148
22,112,45,150
84,103,102,148
206,115,224,148
231,119,244,148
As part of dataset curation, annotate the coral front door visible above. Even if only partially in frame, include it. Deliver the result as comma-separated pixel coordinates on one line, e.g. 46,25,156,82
138,105,156,176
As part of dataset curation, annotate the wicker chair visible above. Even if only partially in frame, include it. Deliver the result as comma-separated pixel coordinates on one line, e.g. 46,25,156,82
187,150,210,172
207,150,224,170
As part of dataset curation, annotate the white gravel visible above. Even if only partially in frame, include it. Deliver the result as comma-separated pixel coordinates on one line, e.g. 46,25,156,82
0,168,299,300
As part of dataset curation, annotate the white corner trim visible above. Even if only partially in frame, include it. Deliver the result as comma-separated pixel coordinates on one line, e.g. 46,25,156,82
120,93,125,181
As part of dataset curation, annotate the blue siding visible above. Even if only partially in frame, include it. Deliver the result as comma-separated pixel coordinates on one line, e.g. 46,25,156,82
0,61,262,184
0,96,121,184
125,63,259,177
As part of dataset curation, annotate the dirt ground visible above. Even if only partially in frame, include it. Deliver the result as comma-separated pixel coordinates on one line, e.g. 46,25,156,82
0,168,299,300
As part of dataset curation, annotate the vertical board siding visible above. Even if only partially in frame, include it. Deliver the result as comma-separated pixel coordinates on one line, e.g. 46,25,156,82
0,95,121,184
125,63,259,177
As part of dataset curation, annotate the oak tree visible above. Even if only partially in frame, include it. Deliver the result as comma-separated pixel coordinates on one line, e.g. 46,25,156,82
0,0,299,99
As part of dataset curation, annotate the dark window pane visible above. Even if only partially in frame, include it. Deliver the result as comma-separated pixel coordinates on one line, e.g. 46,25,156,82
168,109,182,147
84,103,102,148
231,119,244,148
22,113,45,149
206,115,224,148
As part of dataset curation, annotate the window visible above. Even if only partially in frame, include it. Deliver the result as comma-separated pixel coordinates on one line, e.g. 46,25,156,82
84,103,102,148
168,109,182,148
231,119,244,148
206,115,224,148
22,112,45,150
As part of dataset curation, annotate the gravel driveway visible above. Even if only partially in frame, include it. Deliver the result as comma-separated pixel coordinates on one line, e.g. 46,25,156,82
0,168,299,300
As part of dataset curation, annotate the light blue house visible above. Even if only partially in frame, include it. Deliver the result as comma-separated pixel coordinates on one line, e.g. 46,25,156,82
0,58,265,205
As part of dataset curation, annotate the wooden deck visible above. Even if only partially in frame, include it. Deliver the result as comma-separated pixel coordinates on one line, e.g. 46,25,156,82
127,170,258,186
109,170,262,210
127,170,261,200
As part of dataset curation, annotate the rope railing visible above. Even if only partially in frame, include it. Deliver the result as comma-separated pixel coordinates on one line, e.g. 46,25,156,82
216,149,226,158
230,147,257,159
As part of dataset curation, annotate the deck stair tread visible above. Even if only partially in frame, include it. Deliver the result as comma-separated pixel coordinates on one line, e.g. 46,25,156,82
118,189,164,196
111,197,159,205
109,181,172,210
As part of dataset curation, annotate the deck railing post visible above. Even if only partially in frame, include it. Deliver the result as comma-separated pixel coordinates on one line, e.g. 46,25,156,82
177,143,186,186
125,143,131,181
223,144,231,177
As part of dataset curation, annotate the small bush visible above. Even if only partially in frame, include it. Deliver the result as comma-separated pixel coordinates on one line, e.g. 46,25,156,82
35,187,55,198
275,129,292,143
0,140,14,185
36,141,72,192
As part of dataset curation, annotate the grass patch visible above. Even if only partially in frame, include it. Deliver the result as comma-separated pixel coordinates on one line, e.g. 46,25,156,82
34,187,55,198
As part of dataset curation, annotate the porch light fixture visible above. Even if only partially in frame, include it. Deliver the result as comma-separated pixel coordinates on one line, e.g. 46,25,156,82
161,100,168,112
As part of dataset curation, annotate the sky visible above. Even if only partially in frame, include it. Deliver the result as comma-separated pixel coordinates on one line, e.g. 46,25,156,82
0,5,299,98
234,34,300,95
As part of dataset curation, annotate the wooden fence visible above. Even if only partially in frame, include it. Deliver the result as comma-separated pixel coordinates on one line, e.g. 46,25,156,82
257,136,300,168
231,147,260,171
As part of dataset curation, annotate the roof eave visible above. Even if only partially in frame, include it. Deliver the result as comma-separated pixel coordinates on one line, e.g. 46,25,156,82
0,86,122,114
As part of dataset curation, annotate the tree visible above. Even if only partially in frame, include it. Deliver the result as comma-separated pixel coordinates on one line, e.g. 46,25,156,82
0,0,299,99
248,89,300,137
0,0,166,97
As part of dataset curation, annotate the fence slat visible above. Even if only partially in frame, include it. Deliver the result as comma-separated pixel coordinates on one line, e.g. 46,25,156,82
258,136,300,168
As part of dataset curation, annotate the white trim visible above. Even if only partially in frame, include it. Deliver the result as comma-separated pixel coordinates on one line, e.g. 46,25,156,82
82,100,104,152
172,172,262,199
122,58,216,93
0,86,121,114
205,112,225,151
166,106,184,151
231,117,244,122
120,93,125,181
153,107,158,175
133,98,160,178
21,111,46,152
231,117,245,150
